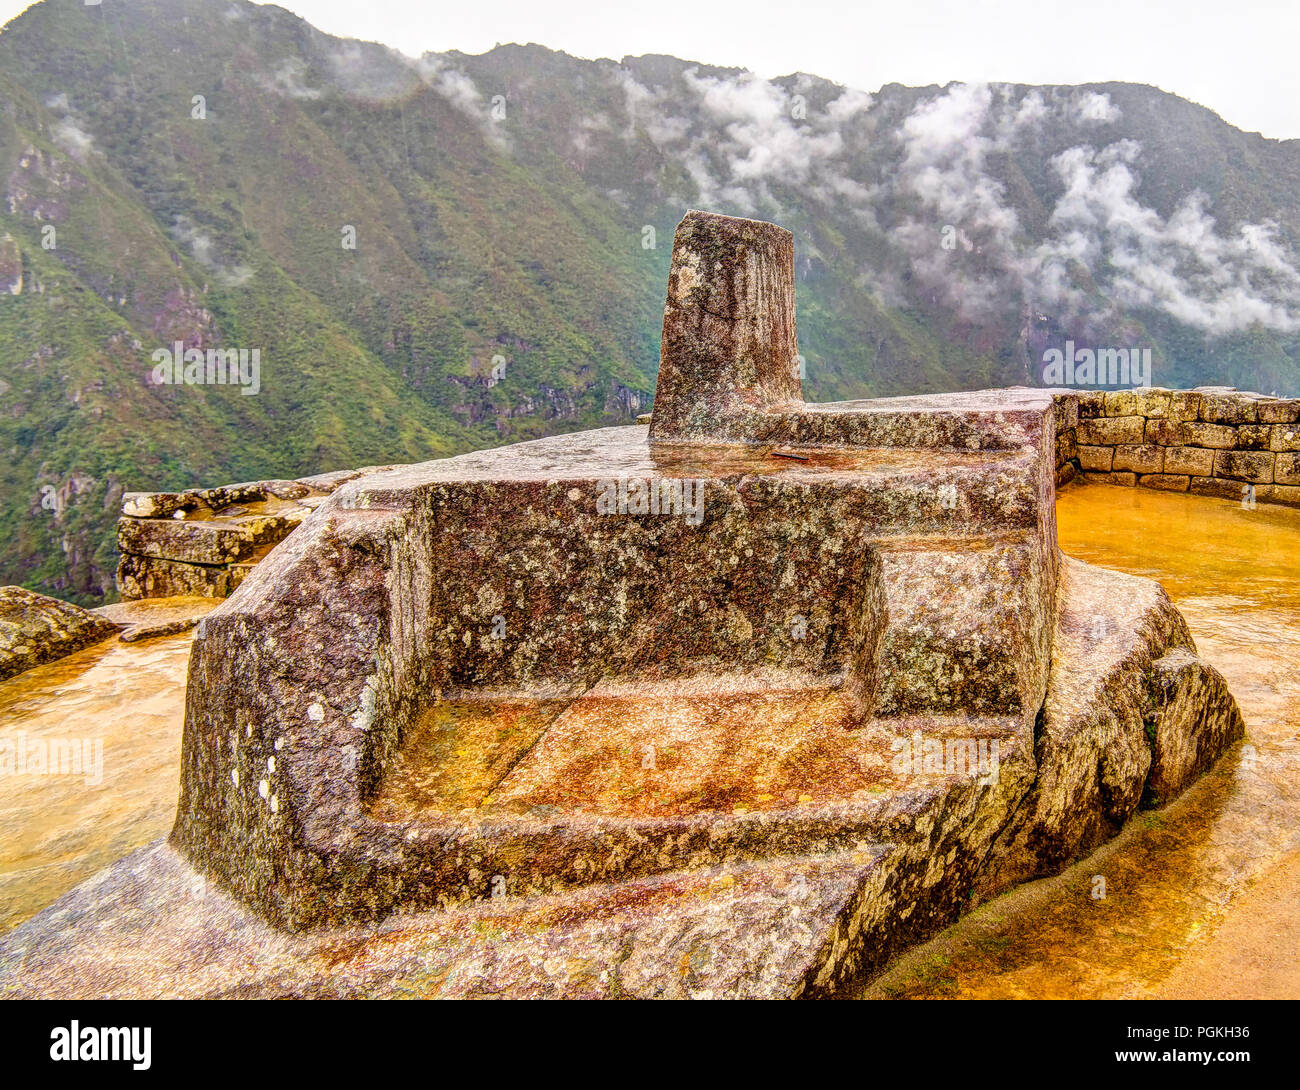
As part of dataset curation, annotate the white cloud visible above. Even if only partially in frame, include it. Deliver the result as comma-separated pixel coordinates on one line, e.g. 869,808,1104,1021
51,119,94,162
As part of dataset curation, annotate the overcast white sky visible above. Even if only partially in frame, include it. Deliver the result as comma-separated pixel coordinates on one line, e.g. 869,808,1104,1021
2,0,1297,139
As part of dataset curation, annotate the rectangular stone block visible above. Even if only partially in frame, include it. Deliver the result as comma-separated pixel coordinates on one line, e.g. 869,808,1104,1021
1182,422,1239,449
1199,393,1256,424
1169,390,1203,423
1237,424,1270,451
1078,445,1113,472
1057,429,1078,463
1213,450,1274,484
1189,477,1251,502
1271,484,1300,507
1275,453,1300,486
1257,399,1300,424
1113,444,1164,474
116,554,232,600
1077,416,1144,445
1270,424,1300,452
1083,471,1136,487
1132,388,1172,418
1163,446,1214,477
118,512,298,565
1138,474,1189,492
1145,420,1187,446
1076,391,1106,420
1104,390,1140,417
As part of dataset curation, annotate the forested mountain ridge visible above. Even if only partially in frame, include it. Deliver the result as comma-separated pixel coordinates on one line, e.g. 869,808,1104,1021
3,0,1298,601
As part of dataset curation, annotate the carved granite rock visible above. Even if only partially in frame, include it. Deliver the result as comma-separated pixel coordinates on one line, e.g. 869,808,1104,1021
0,211,1248,999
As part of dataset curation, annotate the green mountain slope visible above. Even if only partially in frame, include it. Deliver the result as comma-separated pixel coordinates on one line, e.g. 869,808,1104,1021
2,0,1299,601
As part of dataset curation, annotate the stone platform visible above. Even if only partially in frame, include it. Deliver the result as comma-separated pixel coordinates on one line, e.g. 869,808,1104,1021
0,211,1245,998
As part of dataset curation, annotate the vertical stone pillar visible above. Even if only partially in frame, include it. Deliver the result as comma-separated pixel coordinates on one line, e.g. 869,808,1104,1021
649,210,803,443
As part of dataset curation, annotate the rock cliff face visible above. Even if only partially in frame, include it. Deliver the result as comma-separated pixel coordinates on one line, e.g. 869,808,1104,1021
0,212,1245,999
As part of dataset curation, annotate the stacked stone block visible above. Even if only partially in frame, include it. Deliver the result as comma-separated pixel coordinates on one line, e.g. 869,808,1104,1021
1053,386,1300,507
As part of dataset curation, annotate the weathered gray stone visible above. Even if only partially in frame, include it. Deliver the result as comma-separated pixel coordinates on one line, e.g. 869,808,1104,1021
1132,388,1172,418
1083,470,1137,487
0,210,1247,1000
1078,445,1113,472
977,564,1190,894
1169,390,1203,423
0,586,118,681
1238,424,1271,451
1270,424,1300,452
1076,391,1106,420
1275,453,1300,487
116,554,233,599
1103,390,1140,417
1189,477,1254,502
1052,392,1080,432
1185,421,1232,450
649,210,801,443
118,511,301,566
1143,649,1244,807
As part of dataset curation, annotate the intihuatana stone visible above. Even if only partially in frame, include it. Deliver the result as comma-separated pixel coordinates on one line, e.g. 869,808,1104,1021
0,210,1247,999
650,211,801,443
0,586,118,681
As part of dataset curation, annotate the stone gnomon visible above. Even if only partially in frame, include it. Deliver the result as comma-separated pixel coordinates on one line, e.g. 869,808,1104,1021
1,212,1244,998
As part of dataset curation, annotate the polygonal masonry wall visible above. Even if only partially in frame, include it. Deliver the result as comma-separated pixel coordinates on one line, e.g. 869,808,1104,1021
165,213,1241,954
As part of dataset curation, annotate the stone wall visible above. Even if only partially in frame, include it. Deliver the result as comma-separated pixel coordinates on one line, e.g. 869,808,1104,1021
115,467,394,600
115,387,1300,600
1051,386,1300,506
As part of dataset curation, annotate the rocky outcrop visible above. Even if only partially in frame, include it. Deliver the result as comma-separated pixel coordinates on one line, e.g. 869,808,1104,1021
114,470,395,600
0,585,118,680
0,211,1248,999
